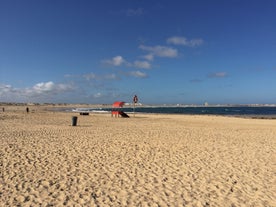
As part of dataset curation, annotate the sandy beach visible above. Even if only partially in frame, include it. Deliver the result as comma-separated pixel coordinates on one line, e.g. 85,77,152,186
0,106,275,207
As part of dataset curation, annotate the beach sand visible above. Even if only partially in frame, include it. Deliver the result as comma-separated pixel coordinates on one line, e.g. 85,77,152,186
1,106,275,206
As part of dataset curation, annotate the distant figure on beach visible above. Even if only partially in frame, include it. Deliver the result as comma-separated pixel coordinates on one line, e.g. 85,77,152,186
133,95,138,104
2,107,4,112
26,107,29,113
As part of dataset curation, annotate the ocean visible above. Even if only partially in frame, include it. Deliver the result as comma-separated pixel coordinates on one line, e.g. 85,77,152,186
72,106,276,118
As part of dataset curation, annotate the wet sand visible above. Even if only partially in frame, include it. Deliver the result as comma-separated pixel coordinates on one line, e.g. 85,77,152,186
1,106,275,206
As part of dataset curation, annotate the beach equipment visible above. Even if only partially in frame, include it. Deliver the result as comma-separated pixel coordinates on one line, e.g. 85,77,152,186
113,101,125,108
72,116,78,126
80,112,89,115
111,101,129,118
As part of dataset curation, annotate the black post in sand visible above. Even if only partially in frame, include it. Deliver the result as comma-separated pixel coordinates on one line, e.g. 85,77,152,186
72,116,78,126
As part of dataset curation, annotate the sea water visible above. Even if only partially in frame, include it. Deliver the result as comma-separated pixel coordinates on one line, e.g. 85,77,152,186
72,106,276,118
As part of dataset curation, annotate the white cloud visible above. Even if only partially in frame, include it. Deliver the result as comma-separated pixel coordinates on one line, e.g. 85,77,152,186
128,71,147,78
0,82,74,102
142,53,154,61
58,83,72,91
167,36,186,45
32,81,55,93
139,45,178,58
103,54,153,70
167,36,204,47
134,60,151,69
0,84,13,93
31,82,73,94
104,55,126,66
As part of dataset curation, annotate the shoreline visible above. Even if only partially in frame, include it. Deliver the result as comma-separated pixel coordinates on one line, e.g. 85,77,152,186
2,104,276,119
1,102,276,107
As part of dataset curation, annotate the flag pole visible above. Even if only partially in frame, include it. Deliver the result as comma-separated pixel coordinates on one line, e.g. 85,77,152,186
133,101,135,117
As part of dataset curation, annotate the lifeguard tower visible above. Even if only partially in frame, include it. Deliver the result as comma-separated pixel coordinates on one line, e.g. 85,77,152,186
111,101,129,118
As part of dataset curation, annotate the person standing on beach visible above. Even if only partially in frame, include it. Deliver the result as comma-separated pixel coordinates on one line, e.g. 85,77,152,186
26,107,29,113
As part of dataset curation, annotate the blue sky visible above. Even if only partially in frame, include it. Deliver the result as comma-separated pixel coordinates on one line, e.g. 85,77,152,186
1,0,276,104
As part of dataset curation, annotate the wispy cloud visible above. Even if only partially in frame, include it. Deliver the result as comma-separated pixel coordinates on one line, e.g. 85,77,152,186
133,60,151,69
83,73,97,81
0,84,14,94
93,92,103,98
104,73,118,80
208,72,228,78
190,79,204,83
128,71,148,78
102,55,152,69
142,53,154,61
103,55,126,66
83,73,118,81
167,36,204,47
139,45,178,58
126,8,144,16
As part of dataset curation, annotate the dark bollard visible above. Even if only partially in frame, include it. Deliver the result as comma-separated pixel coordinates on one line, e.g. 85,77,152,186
72,116,78,126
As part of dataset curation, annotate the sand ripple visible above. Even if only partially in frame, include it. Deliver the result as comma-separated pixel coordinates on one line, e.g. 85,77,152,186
1,111,275,206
